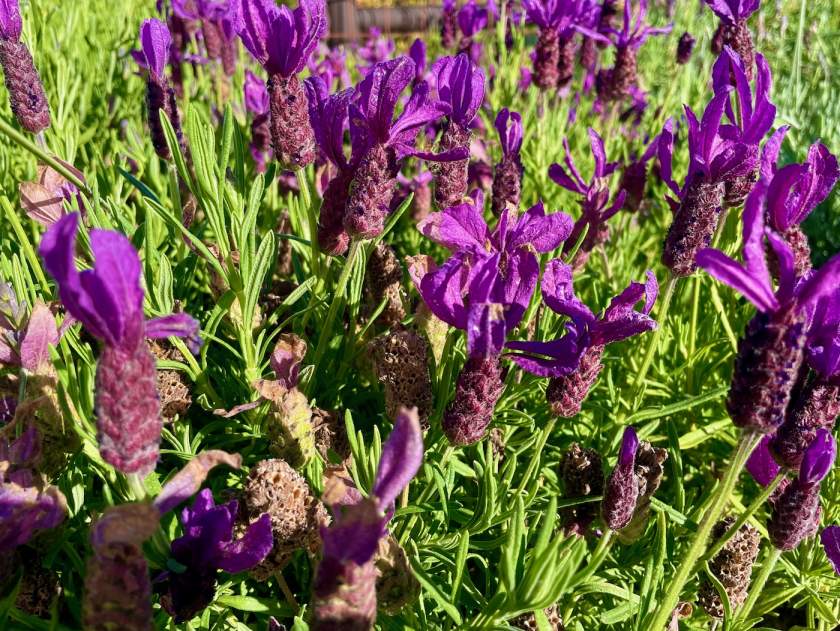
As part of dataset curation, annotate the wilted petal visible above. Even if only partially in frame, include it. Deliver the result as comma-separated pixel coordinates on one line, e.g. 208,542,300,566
19,302,58,373
146,313,201,354
269,333,307,389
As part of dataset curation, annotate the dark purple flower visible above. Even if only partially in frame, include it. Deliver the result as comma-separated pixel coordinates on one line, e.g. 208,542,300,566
602,427,640,530
356,28,395,78
408,37,427,84
747,435,781,486
821,526,840,576
441,0,458,49
507,259,657,416
157,489,272,621
0,426,67,552
676,31,695,64
457,0,488,62
0,0,22,41
40,213,200,474
704,0,758,77
313,408,423,629
492,108,524,215
549,128,627,269
432,53,486,208
308,42,351,91
696,182,840,434
704,0,759,24
343,57,462,240
619,134,658,212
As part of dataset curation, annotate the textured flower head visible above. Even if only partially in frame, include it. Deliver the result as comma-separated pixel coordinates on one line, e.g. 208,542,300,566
433,53,485,127
799,429,835,485
712,48,775,146
137,18,172,79
39,213,201,353
413,199,573,354
703,0,759,25
458,0,489,37
507,259,658,376
495,108,523,157
237,0,326,77
746,435,781,486
696,181,840,316
306,76,353,170
766,142,839,233
244,70,269,115
522,0,598,36
0,0,22,41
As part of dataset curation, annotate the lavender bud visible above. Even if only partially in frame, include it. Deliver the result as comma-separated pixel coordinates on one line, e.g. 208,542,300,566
375,534,420,614
546,345,605,417
441,4,458,49
783,226,812,277
242,458,329,580
267,74,317,170
344,143,397,240
561,443,604,535
434,121,471,209
676,32,695,64
579,36,597,72
617,442,668,543
95,342,161,476
727,306,806,434
725,20,755,81
220,37,237,77
0,39,50,133
697,517,761,618
770,378,839,470
662,179,725,277
83,542,153,631
602,427,640,531
369,329,433,427
492,154,522,216
533,28,560,90
318,170,353,255
201,19,222,60
311,556,378,631
711,22,726,55
557,37,576,90
442,355,504,446
365,244,407,327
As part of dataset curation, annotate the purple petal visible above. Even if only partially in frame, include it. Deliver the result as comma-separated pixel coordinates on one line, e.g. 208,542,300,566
696,249,777,313
799,429,835,485
821,526,840,576
269,334,307,389
372,407,424,510
417,201,490,251
540,259,595,324
154,451,242,515
139,19,171,79
244,70,269,115
508,203,574,253
217,513,273,573
0,0,23,41
495,108,523,157
415,252,472,329
796,252,840,309
146,313,202,354
433,53,485,126
467,302,506,357
746,435,781,487
505,330,586,378
321,498,385,565
19,302,58,374
618,427,639,468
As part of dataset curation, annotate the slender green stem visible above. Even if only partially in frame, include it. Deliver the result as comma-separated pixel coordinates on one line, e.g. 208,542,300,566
0,115,90,195
702,472,786,563
633,274,679,392
126,473,147,501
296,168,321,280
737,546,782,622
306,239,361,393
647,431,760,630
570,530,614,586
398,445,455,542
514,418,556,497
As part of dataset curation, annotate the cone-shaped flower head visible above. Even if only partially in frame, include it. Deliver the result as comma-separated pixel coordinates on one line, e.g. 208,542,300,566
343,57,463,239
698,517,761,618
768,429,835,551
705,0,758,76
39,213,200,474
821,526,840,576
697,181,840,433
602,427,640,530
0,0,50,132
549,128,627,269
157,489,273,622
313,408,423,630
441,0,458,49
432,53,486,208
492,108,524,215
619,134,659,212
0,426,67,552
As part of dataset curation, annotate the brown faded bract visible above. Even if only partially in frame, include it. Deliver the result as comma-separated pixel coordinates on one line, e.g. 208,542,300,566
14,550,61,619
375,534,420,614
365,244,406,327
369,329,433,427
510,604,565,630
150,341,192,422
313,407,352,463
697,517,761,618
561,443,604,535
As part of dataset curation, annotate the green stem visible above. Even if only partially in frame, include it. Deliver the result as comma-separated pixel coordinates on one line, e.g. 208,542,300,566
633,274,679,392
398,445,455,543
296,168,321,280
306,239,361,394
514,418,556,497
0,115,90,195
737,546,782,622
570,529,614,586
647,431,760,630
126,473,147,501
702,471,786,563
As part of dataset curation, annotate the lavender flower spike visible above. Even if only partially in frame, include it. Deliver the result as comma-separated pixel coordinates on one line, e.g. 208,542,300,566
440,0,458,49
696,181,840,434
768,429,835,550
705,0,759,78
508,259,657,416
602,427,640,530
312,408,423,630
0,0,50,132
238,0,327,170
433,53,486,209
39,213,200,475
491,108,524,216
343,57,464,240
457,0,488,63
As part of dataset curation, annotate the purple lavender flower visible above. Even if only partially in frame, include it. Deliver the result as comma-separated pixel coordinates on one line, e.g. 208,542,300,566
619,134,658,212
523,0,598,91
746,435,781,486
396,169,434,221
313,408,423,630
0,0,50,133
696,182,840,434
658,84,758,277
413,200,574,443
156,489,273,621
39,213,200,475
175,0,240,75
764,142,839,275
821,526,840,576
704,0,759,79
356,28,396,78
441,0,458,49
491,108,524,215
768,429,835,550
549,128,627,270
457,0,488,63
308,42,351,91
676,31,695,64
237,0,326,170
0,426,67,552
343,57,463,240
432,53,486,209
408,38,427,86
244,70,271,172
508,259,657,416
581,0,671,103
602,427,640,530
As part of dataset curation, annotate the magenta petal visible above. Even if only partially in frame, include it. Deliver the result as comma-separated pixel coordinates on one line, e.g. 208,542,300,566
746,435,780,487
541,259,595,324
618,427,639,468
696,249,777,313
418,202,490,251
495,108,523,157
509,203,574,253
821,526,840,576
146,313,202,353
800,429,836,485
139,19,171,79
0,0,23,41
506,333,586,378
154,451,242,515
467,302,506,357
217,513,274,573
372,408,424,510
